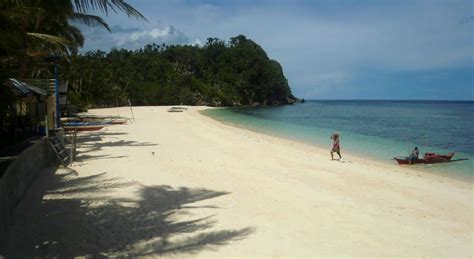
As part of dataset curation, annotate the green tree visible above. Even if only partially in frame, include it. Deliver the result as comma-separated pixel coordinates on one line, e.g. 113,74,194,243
63,35,298,108
0,0,146,79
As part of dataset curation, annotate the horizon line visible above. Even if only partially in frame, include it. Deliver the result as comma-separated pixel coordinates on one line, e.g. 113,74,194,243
302,99,474,102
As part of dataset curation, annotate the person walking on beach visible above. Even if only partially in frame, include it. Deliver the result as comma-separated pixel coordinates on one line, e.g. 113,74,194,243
330,132,343,161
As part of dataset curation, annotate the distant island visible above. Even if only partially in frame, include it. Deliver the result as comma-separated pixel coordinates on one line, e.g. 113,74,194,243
65,35,299,108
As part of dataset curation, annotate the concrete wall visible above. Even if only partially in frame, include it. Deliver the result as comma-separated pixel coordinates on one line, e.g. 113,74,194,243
0,138,58,250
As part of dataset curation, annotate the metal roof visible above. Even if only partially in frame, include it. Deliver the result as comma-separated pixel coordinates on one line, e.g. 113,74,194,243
4,78,48,97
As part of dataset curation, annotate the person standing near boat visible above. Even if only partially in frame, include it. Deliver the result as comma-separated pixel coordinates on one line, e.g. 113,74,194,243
330,132,343,161
408,147,419,164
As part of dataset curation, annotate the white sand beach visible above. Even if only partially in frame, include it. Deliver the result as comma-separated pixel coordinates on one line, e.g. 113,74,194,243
7,106,474,257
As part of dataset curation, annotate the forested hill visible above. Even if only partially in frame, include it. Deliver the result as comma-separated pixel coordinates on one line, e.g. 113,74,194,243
64,35,299,107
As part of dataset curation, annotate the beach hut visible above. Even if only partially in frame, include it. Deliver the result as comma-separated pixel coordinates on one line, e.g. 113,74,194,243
1,79,48,145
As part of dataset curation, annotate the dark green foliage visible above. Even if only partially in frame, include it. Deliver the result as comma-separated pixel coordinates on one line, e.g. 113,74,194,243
64,35,298,107
0,0,145,79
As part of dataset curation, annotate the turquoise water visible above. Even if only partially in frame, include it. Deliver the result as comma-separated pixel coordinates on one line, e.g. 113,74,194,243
202,100,473,181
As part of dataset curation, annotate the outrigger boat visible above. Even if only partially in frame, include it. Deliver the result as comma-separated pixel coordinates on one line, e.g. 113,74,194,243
63,124,106,132
394,152,456,165
167,107,187,112
77,115,127,124
109,118,128,124
63,121,112,126
62,121,109,132
61,116,127,125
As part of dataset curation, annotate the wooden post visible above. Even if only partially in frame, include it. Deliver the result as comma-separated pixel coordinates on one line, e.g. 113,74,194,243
45,115,49,139
128,99,135,123
73,129,77,163
69,128,77,165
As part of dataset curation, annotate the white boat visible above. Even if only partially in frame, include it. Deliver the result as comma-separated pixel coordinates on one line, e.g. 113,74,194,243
168,107,186,112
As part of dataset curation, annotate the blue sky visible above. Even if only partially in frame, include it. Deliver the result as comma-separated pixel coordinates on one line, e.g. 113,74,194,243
79,0,473,100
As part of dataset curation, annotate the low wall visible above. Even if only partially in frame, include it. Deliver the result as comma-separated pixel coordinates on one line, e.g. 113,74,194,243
0,138,58,250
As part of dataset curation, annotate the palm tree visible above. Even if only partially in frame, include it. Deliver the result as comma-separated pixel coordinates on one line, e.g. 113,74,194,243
0,0,146,77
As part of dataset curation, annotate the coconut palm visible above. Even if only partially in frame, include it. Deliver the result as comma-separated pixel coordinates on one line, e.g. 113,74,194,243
0,0,146,77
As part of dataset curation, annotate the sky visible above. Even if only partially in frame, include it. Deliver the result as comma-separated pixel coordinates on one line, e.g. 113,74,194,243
79,0,473,100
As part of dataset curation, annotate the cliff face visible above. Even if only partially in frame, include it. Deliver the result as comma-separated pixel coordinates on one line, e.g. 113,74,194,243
199,35,298,107
64,35,298,108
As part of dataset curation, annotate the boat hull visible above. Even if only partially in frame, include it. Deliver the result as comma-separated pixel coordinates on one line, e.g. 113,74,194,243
110,119,127,124
64,125,105,132
394,152,455,165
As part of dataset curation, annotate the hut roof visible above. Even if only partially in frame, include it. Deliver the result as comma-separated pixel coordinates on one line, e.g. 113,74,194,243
4,78,47,97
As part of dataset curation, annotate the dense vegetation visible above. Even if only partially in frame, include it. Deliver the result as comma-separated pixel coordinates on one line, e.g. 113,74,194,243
0,0,144,80
1,0,144,137
1,0,297,110
64,35,298,107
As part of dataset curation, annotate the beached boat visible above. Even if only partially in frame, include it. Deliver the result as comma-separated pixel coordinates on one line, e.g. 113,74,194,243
394,152,455,164
62,121,110,132
63,125,106,132
110,118,128,124
63,121,112,126
62,116,127,125
76,114,120,119
168,107,185,112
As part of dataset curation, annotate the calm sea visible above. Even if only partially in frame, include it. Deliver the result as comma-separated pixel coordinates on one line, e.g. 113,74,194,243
201,100,474,181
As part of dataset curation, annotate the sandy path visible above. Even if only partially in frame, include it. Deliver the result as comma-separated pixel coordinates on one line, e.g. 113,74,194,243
6,106,474,257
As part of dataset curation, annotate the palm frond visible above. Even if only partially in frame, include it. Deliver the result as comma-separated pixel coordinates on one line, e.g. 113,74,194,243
73,0,108,13
70,12,110,31
26,32,76,47
65,25,85,47
73,0,147,21
110,0,147,21
3,0,146,21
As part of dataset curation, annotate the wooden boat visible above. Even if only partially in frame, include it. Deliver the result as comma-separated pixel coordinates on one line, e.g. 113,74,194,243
60,117,79,122
76,114,120,119
62,121,110,132
110,118,128,124
63,121,111,126
62,116,127,125
168,107,185,112
394,152,455,165
63,125,105,132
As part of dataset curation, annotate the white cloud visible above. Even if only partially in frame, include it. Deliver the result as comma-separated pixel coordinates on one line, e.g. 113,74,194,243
191,38,204,46
148,26,171,38
79,23,191,52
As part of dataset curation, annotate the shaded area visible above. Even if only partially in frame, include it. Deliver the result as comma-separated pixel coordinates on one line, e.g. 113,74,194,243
73,131,155,147
74,154,128,162
70,130,157,162
0,136,41,178
6,169,253,257
80,139,158,148
73,131,129,145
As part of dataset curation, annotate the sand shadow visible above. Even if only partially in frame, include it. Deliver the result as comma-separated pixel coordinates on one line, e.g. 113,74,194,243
73,154,128,162
81,140,158,148
72,131,129,144
5,169,253,257
70,130,158,162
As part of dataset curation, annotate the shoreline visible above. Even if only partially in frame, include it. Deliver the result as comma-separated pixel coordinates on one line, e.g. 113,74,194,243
7,106,473,257
199,107,473,184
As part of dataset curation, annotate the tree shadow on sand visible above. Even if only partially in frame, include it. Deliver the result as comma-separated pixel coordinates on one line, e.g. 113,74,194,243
74,154,128,162
6,169,253,257
70,130,158,162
